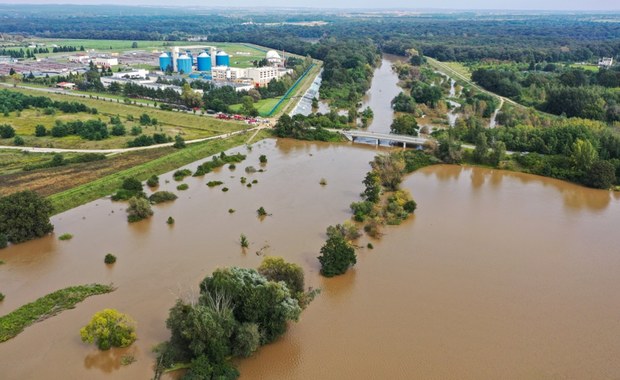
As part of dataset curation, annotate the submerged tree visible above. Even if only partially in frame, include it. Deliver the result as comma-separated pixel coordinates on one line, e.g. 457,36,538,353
80,309,136,350
317,233,357,277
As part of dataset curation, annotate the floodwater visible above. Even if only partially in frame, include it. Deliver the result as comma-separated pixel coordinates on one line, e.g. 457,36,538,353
2,139,620,379
360,54,406,134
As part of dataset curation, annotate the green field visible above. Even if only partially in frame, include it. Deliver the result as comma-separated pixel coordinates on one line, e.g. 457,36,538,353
230,98,281,116
2,87,250,149
570,63,600,72
442,61,472,80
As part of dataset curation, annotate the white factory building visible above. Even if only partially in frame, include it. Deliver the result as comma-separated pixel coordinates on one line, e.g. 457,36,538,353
211,65,292,86
91,57,119,67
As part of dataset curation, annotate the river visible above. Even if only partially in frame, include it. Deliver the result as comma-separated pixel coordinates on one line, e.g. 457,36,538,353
2,55,620,379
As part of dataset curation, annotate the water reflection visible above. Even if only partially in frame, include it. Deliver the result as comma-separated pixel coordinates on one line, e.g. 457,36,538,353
83,346,137,373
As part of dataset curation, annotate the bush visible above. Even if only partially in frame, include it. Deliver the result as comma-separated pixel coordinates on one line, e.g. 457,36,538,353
318,234,357,277
0,233,7,249
259,155,267,164
149,191,178,204
245,166,257,173
13,136,24,146
126,197,153,223
222,187,229,192
146,175,159,187
173,169,192,181
130,126,142,136
173,135,186,149
228,209,235,213
206,181,224,187
0,292,4,301
122,177,143,192
0,124,15,138
167,216,175,225
80,309,136,350
240,234,249,248
320,178,327,186
367,243,374,249
58,233,73,241
110,124,126,136
0,190,54,244
257,207,267,217
104,254,116,264
176,184,189,191
34,125,47,137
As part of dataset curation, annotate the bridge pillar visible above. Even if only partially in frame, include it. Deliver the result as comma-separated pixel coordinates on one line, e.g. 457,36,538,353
376,139,379,146
403,142,406,148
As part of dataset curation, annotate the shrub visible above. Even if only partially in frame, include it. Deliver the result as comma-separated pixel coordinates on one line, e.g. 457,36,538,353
130,126,142,136
173,169,192,181
228,209,235,213
240,234,249,248
110,124,126,136
126,197,153,223
104,254,116,264
0,233,7,249
34,125,47,137
176,184,189,191
367,243,374,249
222,187,229,192
206,181,223,187
229,164,236,170
319,178,327,186
146,175,159,188
0,292,4,301
245,166,257,173
257,207,267,217
58,233,73,241
149,191,178,204
13,136,24,146
166,217,175,225
80,309,136,350
122,177,143,192
173,135,186,149
240,177,247,184
247,184,252,188
252,179,258,184
0,124,15,138
259,155,267,164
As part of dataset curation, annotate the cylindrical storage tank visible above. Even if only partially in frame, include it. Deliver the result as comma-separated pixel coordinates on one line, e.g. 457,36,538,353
197,52,211,71
177,54,192,74
216,51,230,67
159,53,171,71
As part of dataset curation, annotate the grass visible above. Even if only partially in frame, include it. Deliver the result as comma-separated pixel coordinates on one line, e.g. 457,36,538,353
230,98,281,115
0,149,81,176
47,130,270,214
0,284,114,343
441,61,472,80
58,233,73,241
2,87,249,149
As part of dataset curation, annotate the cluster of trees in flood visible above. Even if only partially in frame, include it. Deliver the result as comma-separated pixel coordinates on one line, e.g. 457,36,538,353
0,90,97,115
154,257,316,379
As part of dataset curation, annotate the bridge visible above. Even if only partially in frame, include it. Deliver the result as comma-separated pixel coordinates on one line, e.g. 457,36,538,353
328,129,430,148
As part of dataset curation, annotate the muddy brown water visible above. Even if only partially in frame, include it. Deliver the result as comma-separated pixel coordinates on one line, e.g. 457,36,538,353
360,54,405,135
1,138,620,379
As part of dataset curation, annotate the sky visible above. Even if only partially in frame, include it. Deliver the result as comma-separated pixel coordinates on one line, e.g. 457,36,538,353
1,0,619,11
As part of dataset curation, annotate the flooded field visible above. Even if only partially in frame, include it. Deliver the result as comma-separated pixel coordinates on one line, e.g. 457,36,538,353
1,138,620,379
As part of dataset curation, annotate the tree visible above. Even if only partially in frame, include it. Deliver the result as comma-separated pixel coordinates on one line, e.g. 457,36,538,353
240,96,258,117
181,83,202,109
586,160,616,189
13,135,24,146
473,132,489,164
110,124,126,136
370,154,405,191
131,41,138,48
489,141,506,167
436,134,463,164
362,170,381,203
258,257,305,298
390,114,418,136
0,190,54,244
571,139,598,172
317,233,356,277
0,124,16,138
391,92,416,113
231,323,260,358
126,197,153,222
80,309,137,350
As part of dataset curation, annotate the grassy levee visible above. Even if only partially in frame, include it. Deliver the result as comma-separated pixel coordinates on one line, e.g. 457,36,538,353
48,130,270,214
0,284,114,343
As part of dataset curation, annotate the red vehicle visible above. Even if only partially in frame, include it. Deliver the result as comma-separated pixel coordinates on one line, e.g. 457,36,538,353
216,113,230,120
232,114,245,120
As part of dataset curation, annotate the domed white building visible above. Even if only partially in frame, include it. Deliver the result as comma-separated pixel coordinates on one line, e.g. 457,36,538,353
266,50,282,65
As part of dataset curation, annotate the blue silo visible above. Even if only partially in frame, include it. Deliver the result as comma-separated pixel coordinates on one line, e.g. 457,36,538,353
159,52,172,71
216,51,230,67
197,52,211,71
177,54,192,74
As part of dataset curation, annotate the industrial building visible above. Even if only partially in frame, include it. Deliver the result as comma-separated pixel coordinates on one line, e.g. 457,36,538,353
159,46,230,74
91,57,118,67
